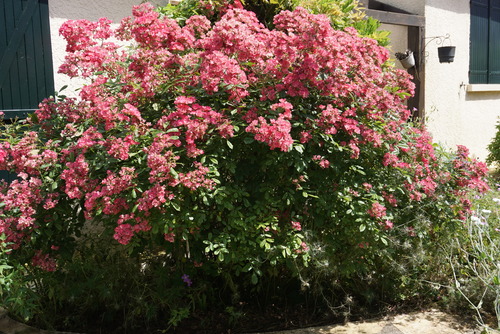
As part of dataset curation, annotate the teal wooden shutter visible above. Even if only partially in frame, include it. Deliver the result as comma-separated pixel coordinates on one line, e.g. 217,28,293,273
0,0,54,120
489,0,500,83
0,0,53,182
470,0,500,83
470,0,489,83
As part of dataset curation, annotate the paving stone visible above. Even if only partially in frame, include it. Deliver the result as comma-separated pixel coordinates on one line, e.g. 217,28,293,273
380,323,404,334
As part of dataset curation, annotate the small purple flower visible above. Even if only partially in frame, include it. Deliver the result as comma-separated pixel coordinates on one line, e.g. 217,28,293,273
181,274,192,287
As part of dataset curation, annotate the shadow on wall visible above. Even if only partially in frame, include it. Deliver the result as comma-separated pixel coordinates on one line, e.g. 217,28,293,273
48,0,151,23
465,91,500,102
365,0,468,15
425,0,469,15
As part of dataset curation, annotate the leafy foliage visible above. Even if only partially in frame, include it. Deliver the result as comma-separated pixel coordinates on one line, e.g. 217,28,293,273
0,4,488,332
159,0,390,45
487,120,500,167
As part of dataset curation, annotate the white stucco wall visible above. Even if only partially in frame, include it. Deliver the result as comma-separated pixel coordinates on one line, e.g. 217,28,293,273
424,0,500,161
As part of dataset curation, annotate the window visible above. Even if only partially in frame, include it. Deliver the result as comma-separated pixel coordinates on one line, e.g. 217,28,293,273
470,0,500,84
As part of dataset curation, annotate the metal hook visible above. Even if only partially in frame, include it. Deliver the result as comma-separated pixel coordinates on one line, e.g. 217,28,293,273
424,33,452,48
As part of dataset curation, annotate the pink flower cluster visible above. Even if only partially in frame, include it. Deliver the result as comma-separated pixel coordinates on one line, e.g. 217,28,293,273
367,202,386,219
114,214,152,245
32,250,57,272
54,4,414,161
162,96,234,157
0,174,44,247
246,113,293,152
291,221,302,231
60,155,90,199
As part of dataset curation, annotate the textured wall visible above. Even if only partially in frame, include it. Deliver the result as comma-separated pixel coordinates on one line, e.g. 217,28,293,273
380,23,408,71
48,0,144,95
424,0,499,161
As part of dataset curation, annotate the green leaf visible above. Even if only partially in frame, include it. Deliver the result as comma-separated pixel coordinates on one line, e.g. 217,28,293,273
50,182,58,191
132,204,139,213
166,127,179,133
226,140,233,150
359,224,366,232
171,202,181,211
380,237,388,246
251,272,258,284
243,136,254,144
170,168,179,178
0,264,12,271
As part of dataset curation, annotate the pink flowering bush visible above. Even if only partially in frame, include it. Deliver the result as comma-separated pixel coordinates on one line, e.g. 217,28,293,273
0,4,489,331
